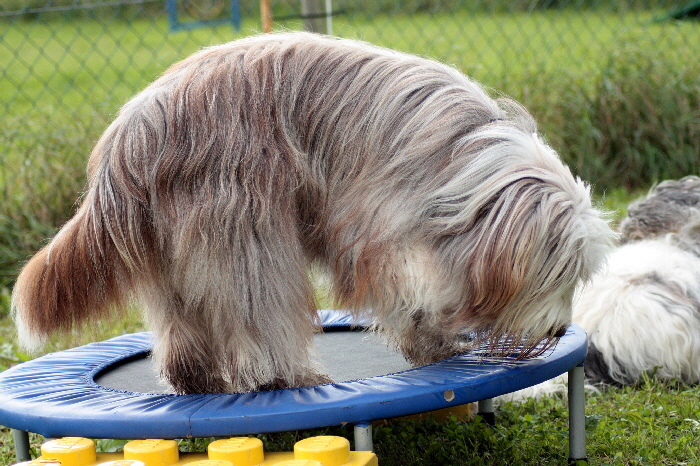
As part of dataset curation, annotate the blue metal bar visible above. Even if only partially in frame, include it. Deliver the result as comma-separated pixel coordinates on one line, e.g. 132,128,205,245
167,0,240,32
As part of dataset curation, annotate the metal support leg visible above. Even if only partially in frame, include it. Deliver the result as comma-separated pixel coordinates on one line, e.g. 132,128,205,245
13,429,31,463
353,423,373,452
568,365,588,464
477,398,495,425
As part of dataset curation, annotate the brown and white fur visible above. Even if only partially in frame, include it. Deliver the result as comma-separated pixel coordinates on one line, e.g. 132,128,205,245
12,32,613,394
501,176,700,401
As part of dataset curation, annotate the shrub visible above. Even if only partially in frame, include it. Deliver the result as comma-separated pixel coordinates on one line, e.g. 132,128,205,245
507,38,700,192
586,41,700,190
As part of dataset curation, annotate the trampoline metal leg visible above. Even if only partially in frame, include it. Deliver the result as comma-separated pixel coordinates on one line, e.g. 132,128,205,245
568,365,587,464
354,422,373,452
477,398,495,425
13,429,31,462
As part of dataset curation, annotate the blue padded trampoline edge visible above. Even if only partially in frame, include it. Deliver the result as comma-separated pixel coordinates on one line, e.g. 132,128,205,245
0,315,587,439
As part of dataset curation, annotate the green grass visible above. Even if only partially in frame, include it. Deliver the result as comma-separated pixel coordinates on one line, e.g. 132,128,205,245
3,8,694,117
2,7,698,141
257,382,700,465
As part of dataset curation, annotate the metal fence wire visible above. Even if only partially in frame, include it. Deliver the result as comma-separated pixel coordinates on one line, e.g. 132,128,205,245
0,0,699,284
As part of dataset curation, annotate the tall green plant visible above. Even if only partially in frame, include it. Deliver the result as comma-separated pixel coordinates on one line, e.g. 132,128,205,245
504,39,700,192
589,42,700,189
0,113,95,292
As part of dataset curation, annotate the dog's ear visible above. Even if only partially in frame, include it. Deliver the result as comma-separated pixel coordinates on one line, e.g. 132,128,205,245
458,180,541,321
443,176,585,325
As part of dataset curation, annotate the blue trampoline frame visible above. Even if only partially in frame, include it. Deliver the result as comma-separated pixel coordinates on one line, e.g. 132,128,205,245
166,0,241,32
0,311,588,463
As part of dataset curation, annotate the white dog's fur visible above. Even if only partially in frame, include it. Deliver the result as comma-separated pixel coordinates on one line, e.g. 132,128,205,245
12,32,613,394
577,237,700,385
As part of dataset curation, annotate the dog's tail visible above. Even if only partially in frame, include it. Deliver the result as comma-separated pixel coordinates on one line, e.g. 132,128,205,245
12,113,154,351
11,198,142,351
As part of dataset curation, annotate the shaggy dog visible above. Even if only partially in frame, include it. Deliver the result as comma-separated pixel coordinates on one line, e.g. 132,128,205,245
501,176,700,401
578,176,700,386
12,32,613,394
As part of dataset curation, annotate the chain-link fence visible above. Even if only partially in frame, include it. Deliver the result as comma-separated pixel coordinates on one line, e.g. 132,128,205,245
1,0,699,285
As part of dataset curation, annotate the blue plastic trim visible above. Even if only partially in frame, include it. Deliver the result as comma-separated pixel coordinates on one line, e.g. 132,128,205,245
316,308,373,328
0,311,586,439
167,0,241,32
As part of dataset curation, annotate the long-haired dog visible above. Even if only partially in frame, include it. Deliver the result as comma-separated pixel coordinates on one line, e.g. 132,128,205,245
12,32,613,394
502,176,700,401
577,176,700,386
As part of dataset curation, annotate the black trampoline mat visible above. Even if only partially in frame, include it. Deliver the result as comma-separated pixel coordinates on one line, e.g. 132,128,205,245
95,330,412,394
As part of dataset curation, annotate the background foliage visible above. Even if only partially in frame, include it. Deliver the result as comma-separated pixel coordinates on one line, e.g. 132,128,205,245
2,0,699,288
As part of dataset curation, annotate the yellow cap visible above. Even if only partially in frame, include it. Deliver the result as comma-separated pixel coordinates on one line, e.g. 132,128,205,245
181,461,234,466
270,461,323,466
207,437,264,465
294,436,350,466
123,439,179,466
41,437,96,466
97,461,147,466
15,459,62,466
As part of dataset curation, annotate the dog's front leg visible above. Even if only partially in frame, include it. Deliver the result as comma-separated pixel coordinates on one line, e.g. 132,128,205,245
395,312,467,366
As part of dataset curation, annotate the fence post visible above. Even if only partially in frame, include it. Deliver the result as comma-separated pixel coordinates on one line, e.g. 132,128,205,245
301,0,326,33
260,0,272,32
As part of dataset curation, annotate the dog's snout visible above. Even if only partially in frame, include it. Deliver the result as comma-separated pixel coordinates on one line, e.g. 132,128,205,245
551,325,568,338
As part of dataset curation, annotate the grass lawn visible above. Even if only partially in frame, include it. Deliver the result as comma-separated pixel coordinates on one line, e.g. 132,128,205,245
3,8,695,123
2,7,696,210
3,6,695,284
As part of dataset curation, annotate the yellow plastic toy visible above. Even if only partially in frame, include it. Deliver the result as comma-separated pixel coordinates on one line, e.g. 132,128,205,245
294,436,350,466
207,437,264,465
14,459,63,466
41,437,97,466
31,435,378,466
123,440,179,466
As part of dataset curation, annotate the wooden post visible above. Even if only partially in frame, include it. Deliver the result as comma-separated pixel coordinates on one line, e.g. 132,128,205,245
260,0,272,32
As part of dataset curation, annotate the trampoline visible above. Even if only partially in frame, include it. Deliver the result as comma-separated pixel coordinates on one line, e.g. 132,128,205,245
0,310,588,464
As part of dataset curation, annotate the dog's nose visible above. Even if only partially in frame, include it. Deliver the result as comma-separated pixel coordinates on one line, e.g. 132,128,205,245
551,325,568,338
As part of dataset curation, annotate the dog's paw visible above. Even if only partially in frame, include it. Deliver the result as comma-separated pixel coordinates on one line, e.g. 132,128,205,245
256,372,333,392
398,333,473,366
300,371,334,386
166,372,230,395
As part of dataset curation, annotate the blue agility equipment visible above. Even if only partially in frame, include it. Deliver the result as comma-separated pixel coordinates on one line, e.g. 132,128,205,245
0,310,588,464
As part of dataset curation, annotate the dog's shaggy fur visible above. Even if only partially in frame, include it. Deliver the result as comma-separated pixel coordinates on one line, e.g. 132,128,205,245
579,176,700,386
619,176,700,246
12,32,613,394
502,176,700,400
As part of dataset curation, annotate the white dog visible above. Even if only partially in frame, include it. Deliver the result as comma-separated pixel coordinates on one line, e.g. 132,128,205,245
580,176,700,386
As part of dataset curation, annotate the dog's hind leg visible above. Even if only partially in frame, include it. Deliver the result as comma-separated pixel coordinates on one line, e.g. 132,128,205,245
155,313,231,394
138,278,231,394
142,224,330,394
213,238,333,393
